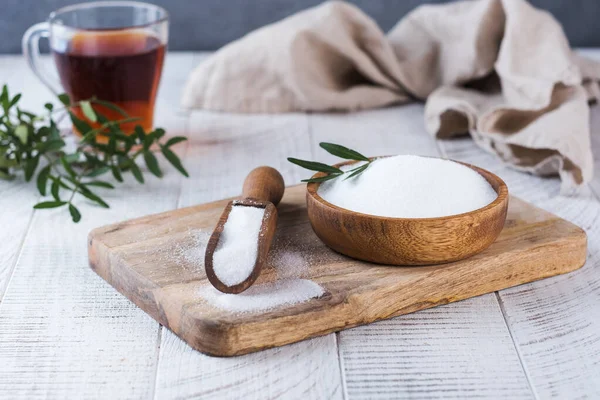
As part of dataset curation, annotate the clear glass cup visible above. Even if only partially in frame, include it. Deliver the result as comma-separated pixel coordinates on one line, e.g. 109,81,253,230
22,1,169,136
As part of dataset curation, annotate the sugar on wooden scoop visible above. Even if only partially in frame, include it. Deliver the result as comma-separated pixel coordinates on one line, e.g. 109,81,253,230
204,167,285,294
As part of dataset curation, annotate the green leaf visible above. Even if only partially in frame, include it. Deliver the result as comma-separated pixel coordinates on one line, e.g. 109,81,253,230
110,131,132,143
80,101,97,122
79,117,140,144
164,136,188,148
90,143,110,153
111,165,123,182
68,111,92,135
48,122,61,140
0,85,8,109
161,146,189,177
129,162,144,183
58,93,71,106
86,166,110,177
153,128,166,140
143,131,157,151
55,178,73,191
24,155,40,181
36,126,50,139
62,153,80,164
78,186,109,208
319,142,370,162
8,94,21,108
0,86,179,222
301,174,342,183
107,135,116,154
0,155,18,168
135,125,146,142
36,139,65,153
34,201,66,209
343,163,370,180
15,124,29,144
287,158,342,174
95,112,108,124
90,99,129,117
36,165,51,195
83,152,100,165
143,150,162,177
19,109,36,119
60,156,76,178
85,180,114,189
68,204,81,222
51,178,61,201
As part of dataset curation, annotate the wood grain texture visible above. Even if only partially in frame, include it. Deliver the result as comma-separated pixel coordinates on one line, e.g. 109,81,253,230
439,133,600,398
205,166,285,293
309,109,538,399
339,295,533,399
241,166,286,205
153,104,344,399
499,196,600,398
88,184,585,356
156,332,342,400
0,53,195,399
1,50,599,398
0,182,37,300
0,56,42,301
307,159,508,265
205,200,278,294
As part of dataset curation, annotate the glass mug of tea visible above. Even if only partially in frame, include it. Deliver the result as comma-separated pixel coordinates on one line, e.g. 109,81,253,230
22,1,168,135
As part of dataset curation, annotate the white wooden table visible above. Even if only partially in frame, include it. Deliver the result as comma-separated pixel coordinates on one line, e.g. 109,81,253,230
0,51,599,399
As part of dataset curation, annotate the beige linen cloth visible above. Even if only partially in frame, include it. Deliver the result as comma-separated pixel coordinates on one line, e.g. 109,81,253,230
182,0,600,190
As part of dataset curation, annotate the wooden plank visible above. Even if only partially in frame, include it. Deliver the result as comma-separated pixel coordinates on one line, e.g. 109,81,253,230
498,196,600,399
0,53,194,398
89,184,585,356
156,334,343,399
309,107,534,399
153,88,345,396
0,56,42,300
0,183,37,300
439,133,600,398
340,296,533,399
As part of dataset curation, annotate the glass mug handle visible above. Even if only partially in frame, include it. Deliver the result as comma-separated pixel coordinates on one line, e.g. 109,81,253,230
22,22,61,95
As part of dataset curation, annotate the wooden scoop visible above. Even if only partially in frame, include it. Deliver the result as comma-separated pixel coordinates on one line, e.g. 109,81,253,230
205,166,285,294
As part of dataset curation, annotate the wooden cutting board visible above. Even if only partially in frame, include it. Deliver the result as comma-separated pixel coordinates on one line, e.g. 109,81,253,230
88,185,587,357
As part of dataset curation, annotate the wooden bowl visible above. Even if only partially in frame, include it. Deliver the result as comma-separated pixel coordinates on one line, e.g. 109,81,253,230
306,158,509,265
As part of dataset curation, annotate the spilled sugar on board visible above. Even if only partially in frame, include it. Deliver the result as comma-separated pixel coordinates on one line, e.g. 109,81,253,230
178,156,497,313
166,226,326,314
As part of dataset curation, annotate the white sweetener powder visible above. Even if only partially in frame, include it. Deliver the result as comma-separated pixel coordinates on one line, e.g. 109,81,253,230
199,278,324,313
212,205,265,286
318,155,498,218
162,228,326,314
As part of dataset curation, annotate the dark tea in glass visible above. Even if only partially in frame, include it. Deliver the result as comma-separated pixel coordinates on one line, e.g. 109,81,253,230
23,2,168,136
54,32,166,133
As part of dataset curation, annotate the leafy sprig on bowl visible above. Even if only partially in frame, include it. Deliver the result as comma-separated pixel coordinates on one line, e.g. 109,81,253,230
288,142,372,183
0,85,188,222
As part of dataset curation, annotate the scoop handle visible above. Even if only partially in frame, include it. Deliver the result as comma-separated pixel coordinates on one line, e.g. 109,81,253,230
242,166,285,205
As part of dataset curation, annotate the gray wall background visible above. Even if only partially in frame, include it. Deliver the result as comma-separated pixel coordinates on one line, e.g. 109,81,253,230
2,0,599,54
